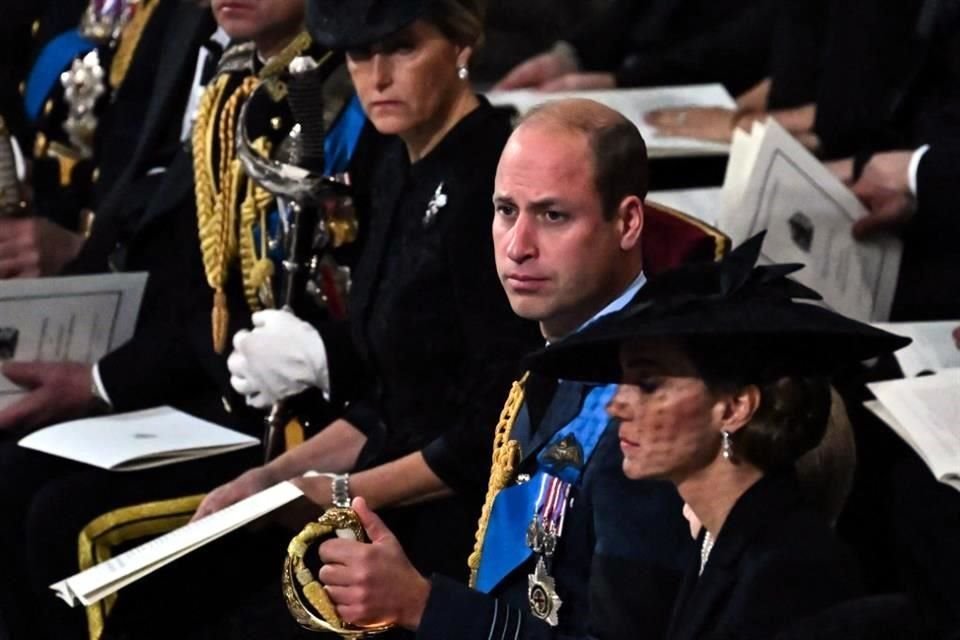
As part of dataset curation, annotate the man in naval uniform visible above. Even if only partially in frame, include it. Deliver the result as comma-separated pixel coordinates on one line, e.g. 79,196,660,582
299,99,699,639
0,1,364,637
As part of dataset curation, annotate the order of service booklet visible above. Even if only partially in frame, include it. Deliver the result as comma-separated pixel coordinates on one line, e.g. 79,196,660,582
18,406,259,471
718,119,902,323
865,369,960,492
51,479,306,606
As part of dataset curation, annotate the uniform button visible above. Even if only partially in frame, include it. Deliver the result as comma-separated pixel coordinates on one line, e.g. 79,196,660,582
33,132,48,158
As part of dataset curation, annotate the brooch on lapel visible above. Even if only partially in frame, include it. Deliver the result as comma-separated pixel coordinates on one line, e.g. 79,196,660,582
423,182,447,227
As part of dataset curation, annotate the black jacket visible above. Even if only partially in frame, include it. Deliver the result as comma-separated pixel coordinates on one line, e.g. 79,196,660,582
419,377,693,640
61,4,256,428
571,0,774,96
666,471,862,640
323,99,543,476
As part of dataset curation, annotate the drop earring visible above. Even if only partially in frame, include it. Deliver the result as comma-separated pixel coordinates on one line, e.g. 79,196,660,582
721,430,734,461
457,65,469,80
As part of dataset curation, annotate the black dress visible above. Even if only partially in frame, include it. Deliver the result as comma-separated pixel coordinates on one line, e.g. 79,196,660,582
321,97,543,578
665,471,862,640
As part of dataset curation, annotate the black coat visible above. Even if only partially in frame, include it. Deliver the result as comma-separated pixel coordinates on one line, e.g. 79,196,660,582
419,377,693,640
316,100,542,580
571,0,774,96
61,4,255,428
324,99,543,473
665,472,862,640
915,139,960,238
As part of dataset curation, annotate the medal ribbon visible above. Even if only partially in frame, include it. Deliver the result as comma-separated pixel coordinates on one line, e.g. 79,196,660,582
474,384,617,593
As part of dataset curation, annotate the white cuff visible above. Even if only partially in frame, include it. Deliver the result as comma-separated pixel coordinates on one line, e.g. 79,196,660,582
91,363,113,408
311,334,331,400
908,144,930,198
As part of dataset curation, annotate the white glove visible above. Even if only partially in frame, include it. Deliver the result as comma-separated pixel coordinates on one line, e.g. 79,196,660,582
228,309,330,408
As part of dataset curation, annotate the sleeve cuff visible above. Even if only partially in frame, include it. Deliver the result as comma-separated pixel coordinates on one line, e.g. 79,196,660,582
417,575,520,640
91,362,113,408
908,144,930,198
421,436,468,495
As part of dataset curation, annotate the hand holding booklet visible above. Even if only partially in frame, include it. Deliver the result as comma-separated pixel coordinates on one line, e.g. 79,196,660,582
0,272,146,409
719,119,902,322
51,479,306,607
18,406,259,471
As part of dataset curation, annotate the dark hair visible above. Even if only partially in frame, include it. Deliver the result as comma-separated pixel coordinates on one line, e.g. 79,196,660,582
733,375,832,471
686,340,832,471
519,99,648,218
425,0,487,48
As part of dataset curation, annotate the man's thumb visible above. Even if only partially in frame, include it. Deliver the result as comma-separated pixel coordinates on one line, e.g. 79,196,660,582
352,497,390,543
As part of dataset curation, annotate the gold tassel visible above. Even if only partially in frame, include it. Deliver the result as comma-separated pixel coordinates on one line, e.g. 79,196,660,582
212,289,228,354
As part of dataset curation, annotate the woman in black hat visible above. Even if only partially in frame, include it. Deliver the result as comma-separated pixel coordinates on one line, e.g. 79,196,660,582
211,0,541,581
526,234,911,640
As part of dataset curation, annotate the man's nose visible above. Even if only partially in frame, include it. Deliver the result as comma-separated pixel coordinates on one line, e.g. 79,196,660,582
506,213,537,262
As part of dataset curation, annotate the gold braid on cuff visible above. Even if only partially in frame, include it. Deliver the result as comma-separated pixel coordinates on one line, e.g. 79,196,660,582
283,507,393,637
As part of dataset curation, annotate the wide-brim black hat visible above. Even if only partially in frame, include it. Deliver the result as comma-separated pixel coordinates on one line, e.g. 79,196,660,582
306,0,432,50
525,233,911,384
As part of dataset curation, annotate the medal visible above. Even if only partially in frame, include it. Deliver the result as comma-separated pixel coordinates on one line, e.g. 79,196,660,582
528,557,562,626
526,476,570,626
80,0,139,42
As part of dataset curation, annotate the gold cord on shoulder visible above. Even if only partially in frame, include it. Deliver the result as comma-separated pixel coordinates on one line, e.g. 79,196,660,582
238,136,276,310
468,372,530,588
193,74,259,353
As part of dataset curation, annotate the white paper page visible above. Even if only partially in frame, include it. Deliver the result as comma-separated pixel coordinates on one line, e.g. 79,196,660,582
718,119,901,322
863,399,925,462
19,406,258,470
868,370,960,485
721,121,766,219
486,84,736,158
647,188,723,227
51,480,305,606
0,272,147,408
871,321,960,377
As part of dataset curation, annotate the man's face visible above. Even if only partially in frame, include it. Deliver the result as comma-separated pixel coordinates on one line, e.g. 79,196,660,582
211,0,304,50
492,124,632,339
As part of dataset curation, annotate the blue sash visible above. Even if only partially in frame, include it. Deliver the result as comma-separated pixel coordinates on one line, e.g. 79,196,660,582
474,384,617,593
323,94,364,176
25,30,97,122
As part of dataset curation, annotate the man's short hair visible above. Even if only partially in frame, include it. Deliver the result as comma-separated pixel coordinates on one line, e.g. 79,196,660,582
518,99,648,219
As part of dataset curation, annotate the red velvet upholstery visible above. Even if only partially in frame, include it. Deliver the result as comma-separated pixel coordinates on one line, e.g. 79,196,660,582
642,201,730,275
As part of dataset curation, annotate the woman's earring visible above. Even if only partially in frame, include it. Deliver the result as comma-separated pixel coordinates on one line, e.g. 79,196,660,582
721,430,734,461
457,65,469,80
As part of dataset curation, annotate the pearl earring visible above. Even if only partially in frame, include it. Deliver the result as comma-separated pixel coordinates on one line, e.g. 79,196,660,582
721,430,734,461
457,65,469,80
